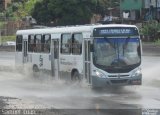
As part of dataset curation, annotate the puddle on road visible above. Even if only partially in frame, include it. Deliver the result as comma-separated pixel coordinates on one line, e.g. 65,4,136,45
0,58,160,109
0,65,139,109
0,70,112,98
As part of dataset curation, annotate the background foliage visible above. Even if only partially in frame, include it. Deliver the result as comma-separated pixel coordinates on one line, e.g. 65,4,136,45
140,20,160,41
32,0,97,25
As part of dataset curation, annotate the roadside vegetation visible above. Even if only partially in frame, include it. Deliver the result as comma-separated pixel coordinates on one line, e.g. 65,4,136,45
140,20,160,43
0,22,5,28
2,0,40,20
154,39,160,45
1,36,16,43
1,0,118,26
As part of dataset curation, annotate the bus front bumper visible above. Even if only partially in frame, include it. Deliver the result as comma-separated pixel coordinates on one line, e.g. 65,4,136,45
92,75,142,88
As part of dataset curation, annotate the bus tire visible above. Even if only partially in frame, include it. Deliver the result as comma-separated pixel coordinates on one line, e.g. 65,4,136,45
33,65,39,72
71,70,80,82
32,65,40,78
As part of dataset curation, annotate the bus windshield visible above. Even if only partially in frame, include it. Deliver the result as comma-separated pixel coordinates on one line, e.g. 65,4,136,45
93,37,141,73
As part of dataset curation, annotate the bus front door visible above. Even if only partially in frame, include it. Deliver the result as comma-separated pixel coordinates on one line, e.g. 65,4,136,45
51,39,59,79
23,38,28,63
84,39,91,84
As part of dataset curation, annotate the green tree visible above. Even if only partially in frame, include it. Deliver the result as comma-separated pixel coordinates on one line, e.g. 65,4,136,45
32,0,53,25
32,0,102,26
15,0,40,19
3,0,40,20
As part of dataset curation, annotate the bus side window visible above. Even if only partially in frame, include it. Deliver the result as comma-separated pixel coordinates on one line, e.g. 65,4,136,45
42,34,51,53
16,35,22,52
28,35,35,52
72,33,82,55
35,34,42,53
61,33,71,54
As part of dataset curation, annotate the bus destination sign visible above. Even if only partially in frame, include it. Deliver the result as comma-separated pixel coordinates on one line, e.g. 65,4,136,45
93,27,139,37
100,29,131,35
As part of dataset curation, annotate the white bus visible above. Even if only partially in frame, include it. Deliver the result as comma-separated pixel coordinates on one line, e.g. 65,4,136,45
15,24,142,87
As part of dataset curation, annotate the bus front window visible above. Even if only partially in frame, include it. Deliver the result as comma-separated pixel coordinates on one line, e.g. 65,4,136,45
93,38,141,73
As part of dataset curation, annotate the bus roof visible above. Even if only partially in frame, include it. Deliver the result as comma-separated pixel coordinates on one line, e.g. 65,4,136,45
16,24,138,35
95,24,137,28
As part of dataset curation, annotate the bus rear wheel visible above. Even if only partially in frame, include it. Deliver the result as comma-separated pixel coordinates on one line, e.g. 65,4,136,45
32,65,40,78
33,65,39,72
71,71,80,82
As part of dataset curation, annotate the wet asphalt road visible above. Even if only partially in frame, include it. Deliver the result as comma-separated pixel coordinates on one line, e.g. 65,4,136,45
0,51,160,115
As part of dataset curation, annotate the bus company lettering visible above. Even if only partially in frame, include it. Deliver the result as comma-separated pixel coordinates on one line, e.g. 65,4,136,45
60,58,73,66
60,61,73,66
39,55,43,67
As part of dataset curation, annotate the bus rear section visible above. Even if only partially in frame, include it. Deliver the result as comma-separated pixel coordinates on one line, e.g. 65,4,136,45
90,25,142,87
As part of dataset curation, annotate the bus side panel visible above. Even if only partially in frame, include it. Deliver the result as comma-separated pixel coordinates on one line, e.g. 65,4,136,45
27,53,51,72
42,53,51,70
59,54,83,80
31,53,43,70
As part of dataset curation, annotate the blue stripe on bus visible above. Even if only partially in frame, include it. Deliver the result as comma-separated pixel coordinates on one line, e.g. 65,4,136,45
95,38,139,43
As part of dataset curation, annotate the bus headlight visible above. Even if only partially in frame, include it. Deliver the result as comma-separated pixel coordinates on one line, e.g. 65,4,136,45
95,70,107,78
132,69,142,77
